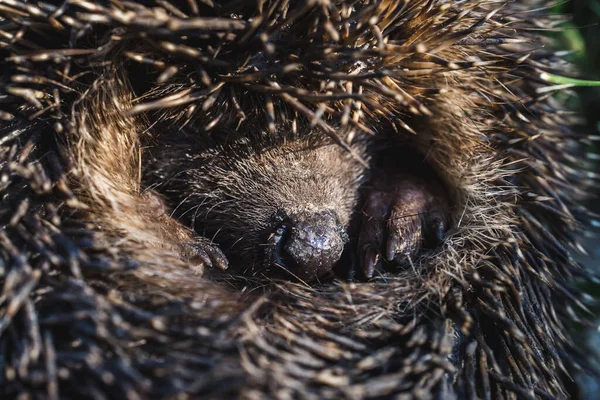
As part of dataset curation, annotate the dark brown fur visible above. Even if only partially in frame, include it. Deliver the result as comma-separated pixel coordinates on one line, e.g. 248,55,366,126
146,126,367,279
145,123,450,281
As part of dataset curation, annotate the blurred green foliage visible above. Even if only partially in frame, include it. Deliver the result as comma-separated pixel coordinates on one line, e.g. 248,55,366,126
559,1,600,135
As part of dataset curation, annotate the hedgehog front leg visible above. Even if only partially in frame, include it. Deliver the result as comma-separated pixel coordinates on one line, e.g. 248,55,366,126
357,167,450,279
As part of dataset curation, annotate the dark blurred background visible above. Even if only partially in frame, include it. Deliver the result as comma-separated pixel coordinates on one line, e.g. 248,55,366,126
556,0,600,396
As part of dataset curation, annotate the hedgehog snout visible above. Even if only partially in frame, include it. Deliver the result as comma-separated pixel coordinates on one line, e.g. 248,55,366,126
269,210,346,281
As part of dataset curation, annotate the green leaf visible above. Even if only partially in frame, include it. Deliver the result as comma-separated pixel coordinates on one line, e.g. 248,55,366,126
540,73,600,87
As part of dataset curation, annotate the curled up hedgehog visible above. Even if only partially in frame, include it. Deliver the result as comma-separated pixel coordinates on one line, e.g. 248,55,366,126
0,0,598,398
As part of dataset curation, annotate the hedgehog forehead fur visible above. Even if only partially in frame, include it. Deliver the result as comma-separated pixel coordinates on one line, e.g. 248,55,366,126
0,0,597,399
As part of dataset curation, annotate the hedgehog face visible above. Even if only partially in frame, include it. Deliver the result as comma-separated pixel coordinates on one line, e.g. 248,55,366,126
147,126,453,282
147,129,368,280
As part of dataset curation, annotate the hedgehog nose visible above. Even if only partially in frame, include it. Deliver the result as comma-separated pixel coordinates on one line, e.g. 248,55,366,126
271,210,346,281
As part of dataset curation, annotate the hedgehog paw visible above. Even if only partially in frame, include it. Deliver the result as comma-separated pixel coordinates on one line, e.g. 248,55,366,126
182,239,229,274
357,171,449,279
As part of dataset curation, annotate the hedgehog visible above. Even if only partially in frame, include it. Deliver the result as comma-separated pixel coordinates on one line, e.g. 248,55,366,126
145,122,450,282
0,1,597,399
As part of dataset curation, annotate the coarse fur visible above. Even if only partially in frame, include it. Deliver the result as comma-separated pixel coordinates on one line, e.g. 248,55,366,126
0,1,597,399
145,125,368,279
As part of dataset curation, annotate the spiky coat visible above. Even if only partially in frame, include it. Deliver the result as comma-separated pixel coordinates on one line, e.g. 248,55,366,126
0,0,595,399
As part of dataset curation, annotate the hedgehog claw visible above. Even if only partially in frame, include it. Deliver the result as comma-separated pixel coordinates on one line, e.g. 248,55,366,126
362,245,380,279
430,215,446,244
386,231,401,262
184,239,229,272
357,169,449,278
